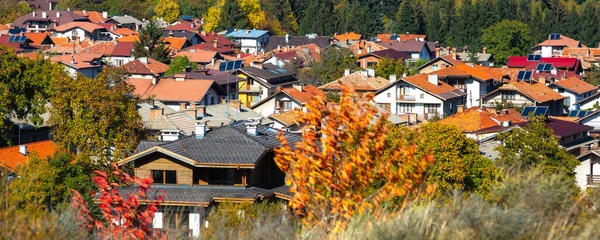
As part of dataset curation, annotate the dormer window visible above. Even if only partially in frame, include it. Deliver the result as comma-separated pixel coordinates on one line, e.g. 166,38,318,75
152,170,177,184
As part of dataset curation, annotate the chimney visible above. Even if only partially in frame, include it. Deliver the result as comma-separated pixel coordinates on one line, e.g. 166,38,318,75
285,34,289,44
428,74,438,85
293,84,303,92
185,66,192,72
435,47,440,58
139,57,148,64
551,68,557,75
245,118,262,136
197,105,206,117
19,145,27,155
367,68,375,77
229,100,241,111
452,48,457,60
102,11,108,19
179,102,186,110
482,47,487,54
345,38,349,45
367,46,371,53
32,11,36,17
56,12,60,18
149,107,164,120
344,69,350,76
457,105,464,113
277,45,281,52
152,77,158,85
186,108,198,120
169,31,174,36
502,120,511,127
42,11,47,18
389,74,397,83
212,39,218,48
83,10,86,15
195,121,208,139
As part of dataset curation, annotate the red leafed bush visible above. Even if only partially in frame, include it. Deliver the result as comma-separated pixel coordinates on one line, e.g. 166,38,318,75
71,163,165,239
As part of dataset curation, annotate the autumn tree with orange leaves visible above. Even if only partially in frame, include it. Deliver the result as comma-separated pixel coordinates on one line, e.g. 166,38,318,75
274,85,434,233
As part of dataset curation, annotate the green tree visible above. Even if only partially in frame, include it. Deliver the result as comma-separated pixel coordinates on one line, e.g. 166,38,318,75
217,0,247,30
298,0,334,35
495,116,579,178
408,58,428,75
300,47,357,85
133,20,171,64
0,0,31,23
49,67,145,162
584,65,600,86
0,46,58,146
578,0,599,47
374,57,406,79
154,0,180,23
481,20,532,65
165,56,198,75
394,0,416,34
8,152,94,211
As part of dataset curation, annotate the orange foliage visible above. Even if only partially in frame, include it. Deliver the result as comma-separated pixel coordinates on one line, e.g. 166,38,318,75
274,85,434,233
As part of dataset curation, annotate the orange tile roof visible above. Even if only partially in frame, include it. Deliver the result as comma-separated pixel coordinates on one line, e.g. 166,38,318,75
402,73,462,95
112,27,137,36
73,10,106,23
18,52,43,60
0,140,57,172
50,37,68,45
432,63,508,82
439,54,464,65
281,85,325,104
536,34,583,48
175,49,216,63
117,35,140,43
562,47,590,57
495,80,565,103
270,110,300,127
551,76,597,94
128,78,218,102
0,24,10,31
334,32,362,41
122,58,169,76
550,116,579,122
164,37,188,51
438,107,527,133
45,39,94,54
24,32,51,45
50,53,103,69
397,33,427,42
349,40,387,55
78,41,117,56
54,22,105,33
320,72,390,92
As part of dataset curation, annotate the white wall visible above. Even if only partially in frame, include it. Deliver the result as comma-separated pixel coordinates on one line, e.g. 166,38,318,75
240,39,259,54
55,28,101,42
579,113,600,132
252,94,302,117
541,46,553,58
105,56,134,66
200,88,219,105
575,158,591,190
374,81,447,118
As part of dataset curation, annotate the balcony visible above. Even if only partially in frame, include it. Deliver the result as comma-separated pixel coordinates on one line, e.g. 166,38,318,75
588,175,600,186
396,95,416,101
239,85,262,93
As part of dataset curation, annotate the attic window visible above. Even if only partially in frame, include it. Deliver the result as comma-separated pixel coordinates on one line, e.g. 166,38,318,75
152,170,177,184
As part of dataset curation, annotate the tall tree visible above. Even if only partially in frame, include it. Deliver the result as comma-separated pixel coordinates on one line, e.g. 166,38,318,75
374,57,406,79
165,56,198,75
578,0,599,47
154,0,180,23
481,20,532,65
425,3,444,42
49,67,145,162
133,20,170,63
217,0,247,30
394,0,416,34
298,0,334,35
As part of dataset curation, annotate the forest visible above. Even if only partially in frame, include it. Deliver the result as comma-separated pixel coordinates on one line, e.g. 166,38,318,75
2,0,599,49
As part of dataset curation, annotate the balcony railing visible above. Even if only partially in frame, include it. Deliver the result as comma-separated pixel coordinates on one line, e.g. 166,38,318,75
587,175,600,186
239,86,262,93
396,95,416,101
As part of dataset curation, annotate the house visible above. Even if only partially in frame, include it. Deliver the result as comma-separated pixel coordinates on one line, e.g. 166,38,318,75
320,70,392,93
12,10,89,32
164,37,190,52
161,31,203,46
482,79,565,116
575,92,600,110
251,84,325,117
349,40,388,56
106,15,143,31
264,44,322,68
0,140,57,174
356,49,410,69
455,51,493,66
237,63,298,107
417,54,464,74
575,109,600,138
51,22,106,41
377,39,433,64
575,150,600,190
26,0,58,11
127,77,226,110
376,33,426,43
73,10,107,23
0,35,37,53
137,100,271,139
263,34,330,52
121,57,169,81
161,68,243,100
532,117,594,155
115,122,297,236
105,41,135,66
43,38,94,54
438,107,527,141
332,32,362,47
23,32,54,47
507,56,582,74
163,20,199,33
429,63,509,108
50,53,103,78
533,34,584,58
549,76,597,111
196,31,235,49
6,108,52,146
374,73,467,119
225,29,271,54
174,49,217,67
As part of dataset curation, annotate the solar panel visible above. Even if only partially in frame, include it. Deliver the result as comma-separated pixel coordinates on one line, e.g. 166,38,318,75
536,63,545,71
550,34,561,40
521,106,536,117
527,54,534,61
527,54,541,61
8,35,14,42
218,62,226,71
523,71,532,80
233,60,242,70
534,106,549,116
517,70,526,79
568,111,579,117
543,64,552,71
219,60,243,72
17,36,26,43
578,111,589,117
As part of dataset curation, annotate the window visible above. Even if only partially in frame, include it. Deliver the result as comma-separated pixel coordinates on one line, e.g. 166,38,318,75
432,64,439,71
356,62,361,67
420,94,424,99
564,97,570,106
377,103,391,111
387,93,391,98
425,104,439,114
367,62,376,67
152,170,177,184
251,95,260,103
116,59,123,66
558,88,565,93
502,92,515,100
209,168,235,185
398,103,414,113
397,86,410,95
281,100,293,110
450,103,454,112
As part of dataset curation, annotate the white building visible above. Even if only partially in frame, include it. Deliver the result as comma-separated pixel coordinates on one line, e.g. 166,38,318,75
51,22,105,41
225,29,271,54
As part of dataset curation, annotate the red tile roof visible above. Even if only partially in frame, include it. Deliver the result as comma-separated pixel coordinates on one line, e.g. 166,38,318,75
535,34,583,48
551,76,597,94
438,107,527,133
281,85,325,104
185,42,234,54
198,32,234,47
175,49,217,63
53,22,105,33
111,42,134,57
128,78,220,102
122,58,169,76
73,10,106,23
164,21,198,32
0,140,58,172
78,41,117,56
164,37,188,51
507,56,580,69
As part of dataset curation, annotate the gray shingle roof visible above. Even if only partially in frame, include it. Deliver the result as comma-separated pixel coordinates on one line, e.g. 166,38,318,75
240,64,296,82
117,185,278,205
108,15,143,25
134,122,302,165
